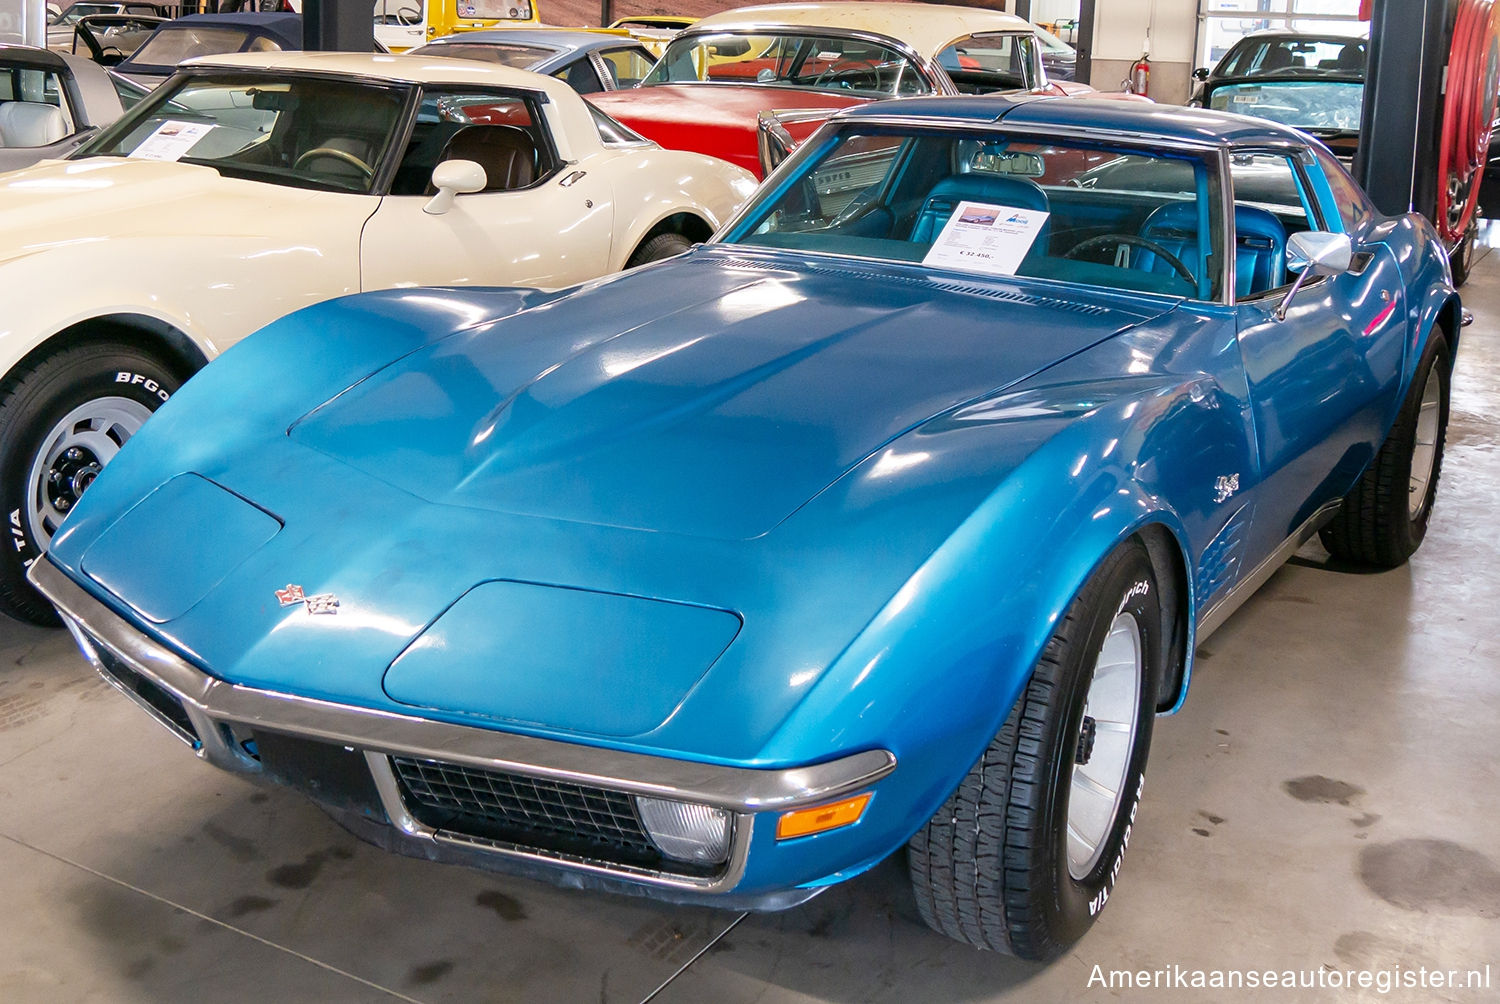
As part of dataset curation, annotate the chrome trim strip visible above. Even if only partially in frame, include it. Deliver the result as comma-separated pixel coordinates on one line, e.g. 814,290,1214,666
364,752,755,892
1196,500,1340,640
30,559,897,815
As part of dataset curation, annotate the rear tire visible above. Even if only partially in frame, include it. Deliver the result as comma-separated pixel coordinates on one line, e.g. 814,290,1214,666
0,343,181,624
908,537,1164,960
626,232,695,268
1320,334,1450,568
1450,221,1475,288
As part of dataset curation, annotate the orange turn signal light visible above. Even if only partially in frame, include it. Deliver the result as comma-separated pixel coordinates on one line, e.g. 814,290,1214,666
775,792,872,840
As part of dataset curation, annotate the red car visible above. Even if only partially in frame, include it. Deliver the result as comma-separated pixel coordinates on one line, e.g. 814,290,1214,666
588,2,1141,177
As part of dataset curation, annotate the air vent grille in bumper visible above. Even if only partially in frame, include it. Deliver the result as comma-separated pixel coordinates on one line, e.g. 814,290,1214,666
390,756,707,875
86,631,200,747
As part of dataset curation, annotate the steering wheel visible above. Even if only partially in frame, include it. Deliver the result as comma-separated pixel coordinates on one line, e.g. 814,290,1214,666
1064,233,1196,286
294,146,374,179
813,58,879,89
397,5,421,24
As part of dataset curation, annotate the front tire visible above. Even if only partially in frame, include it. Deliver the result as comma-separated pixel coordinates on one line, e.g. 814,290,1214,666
626,232,695,268
908,538,1164,960
1320,333,1451,568
0,343,181,624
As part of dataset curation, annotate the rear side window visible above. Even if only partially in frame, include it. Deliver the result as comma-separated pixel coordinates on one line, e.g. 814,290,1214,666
938,33,1039,92
1314,148,1374,233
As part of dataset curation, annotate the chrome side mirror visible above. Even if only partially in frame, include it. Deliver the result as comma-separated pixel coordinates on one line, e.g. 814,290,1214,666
1275,231,1353,320
423,159,487,216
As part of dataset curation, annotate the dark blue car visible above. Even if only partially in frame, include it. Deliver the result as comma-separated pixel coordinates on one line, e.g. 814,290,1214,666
32,95,1461,961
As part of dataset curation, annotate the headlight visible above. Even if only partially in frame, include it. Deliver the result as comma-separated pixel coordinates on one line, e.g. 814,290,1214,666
635,796,732,864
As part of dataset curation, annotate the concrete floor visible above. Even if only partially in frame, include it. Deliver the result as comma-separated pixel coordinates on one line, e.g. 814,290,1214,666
2,240,1498,1004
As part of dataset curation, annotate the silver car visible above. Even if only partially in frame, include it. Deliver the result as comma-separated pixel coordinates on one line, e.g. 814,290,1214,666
0,44,124,173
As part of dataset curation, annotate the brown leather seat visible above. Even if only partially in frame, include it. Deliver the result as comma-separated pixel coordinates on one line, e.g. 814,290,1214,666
436,124,539,192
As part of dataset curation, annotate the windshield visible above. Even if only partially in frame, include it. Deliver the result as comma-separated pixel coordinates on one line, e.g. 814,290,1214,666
129,25,279,67
1209,80,1364,133
78,73,410,194
643,31,931,97
726,125,1225,301
1217,36,1366,78
53,3,116,25
410,41,555,68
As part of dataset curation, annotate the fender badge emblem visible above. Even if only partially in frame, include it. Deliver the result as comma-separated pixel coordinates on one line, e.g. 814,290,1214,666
1214,474,1240,504
275,583,339,615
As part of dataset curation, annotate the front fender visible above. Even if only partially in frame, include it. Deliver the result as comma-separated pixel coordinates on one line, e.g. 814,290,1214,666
0,233,360,382
739,376,1232,887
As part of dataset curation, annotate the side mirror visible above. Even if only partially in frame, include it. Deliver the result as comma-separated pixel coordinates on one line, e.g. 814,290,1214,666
1275,231,1353,320
423,159,486,215
1192,67,1210,81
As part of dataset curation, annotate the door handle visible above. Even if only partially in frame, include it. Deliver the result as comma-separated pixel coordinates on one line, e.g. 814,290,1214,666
559,170,587,187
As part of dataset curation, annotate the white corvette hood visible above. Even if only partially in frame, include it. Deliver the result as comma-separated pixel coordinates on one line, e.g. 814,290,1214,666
0,157,365,266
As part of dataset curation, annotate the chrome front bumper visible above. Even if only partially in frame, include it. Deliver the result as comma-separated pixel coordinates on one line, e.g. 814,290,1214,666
30,559,897,897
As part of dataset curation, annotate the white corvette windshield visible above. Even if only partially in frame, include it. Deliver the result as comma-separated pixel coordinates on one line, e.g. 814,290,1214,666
81,74,409,194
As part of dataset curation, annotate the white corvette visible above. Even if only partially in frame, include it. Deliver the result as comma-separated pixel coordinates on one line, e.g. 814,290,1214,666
0,51,758,624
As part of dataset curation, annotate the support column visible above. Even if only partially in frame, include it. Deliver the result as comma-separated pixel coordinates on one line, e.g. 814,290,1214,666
303,0,375,53
1354,0,1450,217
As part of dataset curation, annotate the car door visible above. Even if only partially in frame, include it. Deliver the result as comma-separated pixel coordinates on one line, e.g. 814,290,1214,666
1231,148,1408,559
360,86,614,291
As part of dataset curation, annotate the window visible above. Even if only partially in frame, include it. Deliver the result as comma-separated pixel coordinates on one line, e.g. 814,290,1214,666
130,25,257,65
728,126,1225,301
410,42,554,69
0,68,75,143
1196,0,1366,70
1228,152,1318,297
459,0,533,21
596,46,655,88
1313,147,1373,233
551,59,603,94
644,31,931,97
937,33,1039,92
589,104,649,146
84,74,408,193
390,88,553,196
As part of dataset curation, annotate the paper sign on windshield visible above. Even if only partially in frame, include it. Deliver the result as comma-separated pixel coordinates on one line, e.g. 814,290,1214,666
921,201,1050,276
129,121,215,162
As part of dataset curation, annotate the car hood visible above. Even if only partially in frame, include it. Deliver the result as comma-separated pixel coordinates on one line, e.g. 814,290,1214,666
588,84,864,175
0,156,347,262
290,248,1176,542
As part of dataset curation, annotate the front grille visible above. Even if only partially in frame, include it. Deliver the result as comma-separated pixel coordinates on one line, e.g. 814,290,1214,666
391,757,698,874
86,632,200,747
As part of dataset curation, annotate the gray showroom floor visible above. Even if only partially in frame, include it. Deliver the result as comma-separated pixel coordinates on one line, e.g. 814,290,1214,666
3,236,1499,1004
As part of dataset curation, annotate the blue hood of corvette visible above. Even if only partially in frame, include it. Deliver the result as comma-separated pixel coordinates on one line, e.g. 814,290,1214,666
53,249,1184,755
289,252,1173,541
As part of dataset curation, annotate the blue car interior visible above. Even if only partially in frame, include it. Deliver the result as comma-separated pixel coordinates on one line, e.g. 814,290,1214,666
1136,201,1289,298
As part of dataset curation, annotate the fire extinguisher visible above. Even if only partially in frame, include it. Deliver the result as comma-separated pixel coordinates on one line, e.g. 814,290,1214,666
1128,54,1151,97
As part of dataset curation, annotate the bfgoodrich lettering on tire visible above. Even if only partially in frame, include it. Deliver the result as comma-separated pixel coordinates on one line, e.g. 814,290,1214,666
0,343,181,624
908,537,1165,960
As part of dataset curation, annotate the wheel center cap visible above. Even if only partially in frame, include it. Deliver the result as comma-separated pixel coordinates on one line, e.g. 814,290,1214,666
1075,715,1098,766
47,446,103,513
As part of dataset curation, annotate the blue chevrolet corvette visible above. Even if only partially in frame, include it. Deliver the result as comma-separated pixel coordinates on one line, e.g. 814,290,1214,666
32,96,1461,960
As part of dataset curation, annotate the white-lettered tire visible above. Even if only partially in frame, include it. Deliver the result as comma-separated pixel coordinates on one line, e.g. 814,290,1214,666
1320,333,1450,568
0,343,181,624
908,537,1165,959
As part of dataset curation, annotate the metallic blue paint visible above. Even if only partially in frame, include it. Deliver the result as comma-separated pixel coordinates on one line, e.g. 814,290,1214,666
41,96,1461,904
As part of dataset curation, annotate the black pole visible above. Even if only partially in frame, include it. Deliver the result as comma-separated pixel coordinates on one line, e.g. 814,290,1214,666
303,0,374,53
600,0,612,27
1076,0,1095,85
1354,0,1450,217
